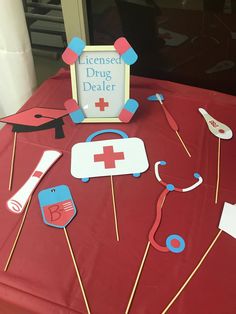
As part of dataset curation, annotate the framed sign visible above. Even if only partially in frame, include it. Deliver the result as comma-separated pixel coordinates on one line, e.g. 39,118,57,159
62,37,138,123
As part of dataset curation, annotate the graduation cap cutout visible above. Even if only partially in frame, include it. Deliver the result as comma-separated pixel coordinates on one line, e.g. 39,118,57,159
0,107,68,191
0,107,68,139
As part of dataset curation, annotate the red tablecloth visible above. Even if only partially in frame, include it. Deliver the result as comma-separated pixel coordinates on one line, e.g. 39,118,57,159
0,69,236,314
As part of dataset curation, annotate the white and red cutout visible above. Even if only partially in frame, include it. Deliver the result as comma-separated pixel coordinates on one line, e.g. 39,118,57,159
71,129,149,180
7,150,62,214
199,108,233,139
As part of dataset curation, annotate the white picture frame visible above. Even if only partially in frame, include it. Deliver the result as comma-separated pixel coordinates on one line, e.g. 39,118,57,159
70,45,130,123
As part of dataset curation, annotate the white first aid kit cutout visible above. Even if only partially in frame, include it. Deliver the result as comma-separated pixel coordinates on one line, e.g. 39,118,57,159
71,129,149,181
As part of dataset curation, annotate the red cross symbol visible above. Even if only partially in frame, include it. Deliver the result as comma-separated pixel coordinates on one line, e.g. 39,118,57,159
94,146,125,169
95,98,109,111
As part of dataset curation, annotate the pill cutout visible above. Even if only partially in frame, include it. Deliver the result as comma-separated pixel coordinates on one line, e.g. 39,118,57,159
64,99,85,124
114,37,138,65
62,37,86,65
119,99,139,122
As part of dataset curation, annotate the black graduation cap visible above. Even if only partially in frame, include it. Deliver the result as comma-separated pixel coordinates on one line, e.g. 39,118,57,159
0,108,69,190
0,107,68,139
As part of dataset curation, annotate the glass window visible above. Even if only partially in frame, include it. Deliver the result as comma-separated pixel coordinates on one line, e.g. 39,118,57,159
87,0,236,95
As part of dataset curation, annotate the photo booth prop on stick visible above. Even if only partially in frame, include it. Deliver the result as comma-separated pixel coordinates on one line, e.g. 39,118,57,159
71,129,149,241
62,37,139,123
160,201,236,314
38,185,91,314
7,150,63,214
0,107,68,138
148,93,191,157
219,202,236,239
125,161,203,314
199,108,233,204
4,150,62,272
0,108,67,190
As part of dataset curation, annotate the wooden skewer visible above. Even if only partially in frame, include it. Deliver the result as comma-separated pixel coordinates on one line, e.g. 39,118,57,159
9,132,17,191
215,138,221,204
158,97,191,159
63,228,91,314
161,229,222,314
4,195,32,271
125,241,151,314
125,197,167,313
110,175,120,242
175,131,191,158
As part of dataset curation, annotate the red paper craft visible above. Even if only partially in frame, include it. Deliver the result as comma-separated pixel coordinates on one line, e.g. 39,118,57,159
0,107,68,127
0,107,68,191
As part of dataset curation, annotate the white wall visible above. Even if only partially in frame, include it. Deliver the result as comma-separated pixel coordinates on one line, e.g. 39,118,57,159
0,0,36,118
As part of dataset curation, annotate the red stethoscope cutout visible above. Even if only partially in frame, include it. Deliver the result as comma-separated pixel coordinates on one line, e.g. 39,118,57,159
149,161,203,253
125,161,203,314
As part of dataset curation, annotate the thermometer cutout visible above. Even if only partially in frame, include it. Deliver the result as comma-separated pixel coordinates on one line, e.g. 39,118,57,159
148,93,191,157
199,108,233,204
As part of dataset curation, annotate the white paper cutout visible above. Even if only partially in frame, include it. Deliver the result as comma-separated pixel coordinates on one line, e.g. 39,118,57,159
219,202,236,239
199,108,233,139
71,137,149,179
7,150,62,213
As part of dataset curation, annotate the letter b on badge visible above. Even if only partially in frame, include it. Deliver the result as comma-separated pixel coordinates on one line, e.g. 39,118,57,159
38,185,77,228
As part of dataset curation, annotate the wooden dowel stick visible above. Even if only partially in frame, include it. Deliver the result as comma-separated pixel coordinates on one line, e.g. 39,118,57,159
175,131,191,158
125,197,167,313
9,132,17,191
125,241,151,314
110,175,120,242
161,229,222,314
64,228,91,314
4,195,32,271
215,138,221,204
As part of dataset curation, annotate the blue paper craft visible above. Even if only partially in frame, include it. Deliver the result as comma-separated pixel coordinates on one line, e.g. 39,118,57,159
38,185,91,312
38,185,76,228
119,99,139,123
64,99,85,124
147,94,164,102
114,37,138,65
62,37,86,65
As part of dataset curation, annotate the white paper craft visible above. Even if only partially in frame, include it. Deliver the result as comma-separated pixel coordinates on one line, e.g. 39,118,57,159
199,108,233,204
199,108,233,139
219,202,236,239
71,129,149,242
7,150,62,213
71,137,148,179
